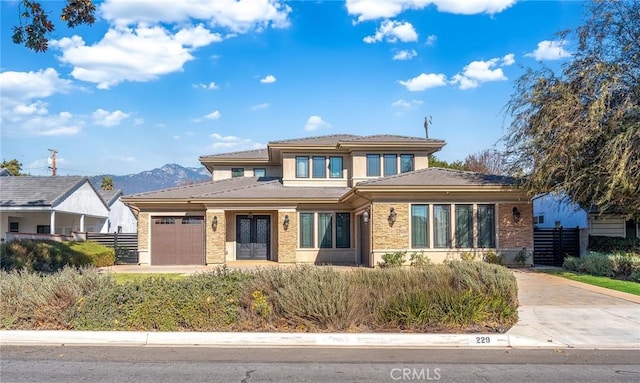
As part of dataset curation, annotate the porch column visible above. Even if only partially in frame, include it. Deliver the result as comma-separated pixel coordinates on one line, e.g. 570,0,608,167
79,214,85,232
50,211,56,234
277,209,297,263
206,209,226,264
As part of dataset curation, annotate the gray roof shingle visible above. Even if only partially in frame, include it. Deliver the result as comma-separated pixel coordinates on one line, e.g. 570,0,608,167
339,134,445,144
199,148,269,161
357,168,517,187
97,188,123,206
0,176,89,207
268,134,360,146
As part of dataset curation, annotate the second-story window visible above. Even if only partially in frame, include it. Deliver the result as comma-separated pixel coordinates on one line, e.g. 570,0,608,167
383,154,397,176
296,156,309,178
232,168,244,178
400,154,414,173
329,156,343,178
366,154,380,177
312,156,326,178
254,168,266,178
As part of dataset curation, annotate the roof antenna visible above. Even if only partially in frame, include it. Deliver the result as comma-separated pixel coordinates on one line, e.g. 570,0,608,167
424,116,432,139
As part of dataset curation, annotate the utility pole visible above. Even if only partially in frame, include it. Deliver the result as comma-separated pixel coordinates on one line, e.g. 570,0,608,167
48,149,57,176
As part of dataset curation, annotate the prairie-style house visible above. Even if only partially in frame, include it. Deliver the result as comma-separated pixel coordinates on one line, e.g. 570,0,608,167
122,134,533,266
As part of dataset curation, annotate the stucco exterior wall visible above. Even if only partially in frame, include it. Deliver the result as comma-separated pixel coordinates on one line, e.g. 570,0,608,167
55,182,109,217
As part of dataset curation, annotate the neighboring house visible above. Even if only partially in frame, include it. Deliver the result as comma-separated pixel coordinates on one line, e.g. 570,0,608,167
0,168,13,177
588,206,639,239
532,193,588,229
97,188,138,233
123,134,532,266
0,176,109,241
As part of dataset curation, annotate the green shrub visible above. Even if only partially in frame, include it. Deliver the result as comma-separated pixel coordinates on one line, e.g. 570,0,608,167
0,240,114,272
378,251,406,267
589,236,640,253
483,250,504,266
460,251,478,262
409,251,431,267
562,252,640,282
562,256,582,272
69,242,115,267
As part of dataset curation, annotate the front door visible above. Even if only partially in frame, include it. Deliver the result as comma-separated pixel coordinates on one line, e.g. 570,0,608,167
236,215,270,260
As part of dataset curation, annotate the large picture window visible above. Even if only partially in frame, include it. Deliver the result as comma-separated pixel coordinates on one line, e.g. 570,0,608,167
477,204,496,248
455,205,473,248
433,205,451,248
312,156,326,178
411,205,429,248
383,154,397,176
366,154,380,177
318,213,333,248
296,156,309,178
329,157,343,178
299,213,314,248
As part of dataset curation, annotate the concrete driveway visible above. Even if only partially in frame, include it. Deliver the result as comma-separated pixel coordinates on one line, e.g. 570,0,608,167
507,269,640,349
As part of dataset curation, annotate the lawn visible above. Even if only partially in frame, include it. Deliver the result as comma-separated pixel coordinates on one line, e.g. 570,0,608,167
540,270,640,296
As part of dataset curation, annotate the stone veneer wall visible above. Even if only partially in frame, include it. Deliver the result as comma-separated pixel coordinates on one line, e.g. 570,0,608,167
137,213,149,251
278,211,297,263
498,202,534,249
206,210,225,264
371,202,409,250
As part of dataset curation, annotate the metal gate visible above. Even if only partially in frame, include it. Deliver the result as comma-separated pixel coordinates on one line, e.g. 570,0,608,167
533,227,580,266
86,232,138,264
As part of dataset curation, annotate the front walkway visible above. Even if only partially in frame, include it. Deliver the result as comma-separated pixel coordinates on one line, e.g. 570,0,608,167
507,268,640,348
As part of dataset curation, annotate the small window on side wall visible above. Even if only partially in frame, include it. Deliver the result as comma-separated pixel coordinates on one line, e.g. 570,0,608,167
9,222,19,233
254,168,266,178
232,168,244,178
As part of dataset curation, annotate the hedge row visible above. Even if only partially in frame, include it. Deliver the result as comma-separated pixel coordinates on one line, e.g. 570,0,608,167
589,236,640,253
563,252,640,282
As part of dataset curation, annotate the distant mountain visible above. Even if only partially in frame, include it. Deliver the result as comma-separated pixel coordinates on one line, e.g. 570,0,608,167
91,164,211,195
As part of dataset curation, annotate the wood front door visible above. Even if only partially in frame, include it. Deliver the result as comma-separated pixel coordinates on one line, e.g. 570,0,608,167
236,215,270,260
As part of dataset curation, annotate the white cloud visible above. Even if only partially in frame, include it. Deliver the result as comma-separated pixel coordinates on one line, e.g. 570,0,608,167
425,34,437,46
193,81,219,90
393,49,417,60
100,0,291,32
92,108,130,127
526,40,571,61
450,56,512,89
251,102,270,110
203,110,221,120
51,24,222,89
304,115,331,131
209,133,264,150
19,111,83,136
0,68,72,101
347,0,516,22
363,20,418,43
398,73,447,91
260,74,277,84
501,53,515,66
391,99,423,108
134,118,144,125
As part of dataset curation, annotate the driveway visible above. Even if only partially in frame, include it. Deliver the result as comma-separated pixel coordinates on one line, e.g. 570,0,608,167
507,269,640,349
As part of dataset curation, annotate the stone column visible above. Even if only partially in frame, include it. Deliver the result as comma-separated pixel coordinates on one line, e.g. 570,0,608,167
277,209,297,263
206,210,226,264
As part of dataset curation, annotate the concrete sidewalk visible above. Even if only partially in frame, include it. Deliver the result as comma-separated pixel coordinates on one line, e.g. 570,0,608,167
1,267,639,349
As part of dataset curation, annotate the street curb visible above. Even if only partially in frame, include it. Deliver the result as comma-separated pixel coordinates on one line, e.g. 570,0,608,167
4,330,635,349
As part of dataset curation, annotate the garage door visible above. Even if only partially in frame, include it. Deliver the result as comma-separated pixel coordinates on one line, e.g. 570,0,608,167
151,216,205,265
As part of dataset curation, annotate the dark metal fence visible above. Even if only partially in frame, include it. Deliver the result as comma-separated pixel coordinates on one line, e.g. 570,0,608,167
86,232,138,264
533,227,580,266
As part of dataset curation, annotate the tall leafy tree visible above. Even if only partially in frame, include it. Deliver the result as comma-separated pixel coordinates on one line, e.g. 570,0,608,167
12,0,96,52
504,0,640,218
463,149,509,175
428,155,465,171
0,159,25,176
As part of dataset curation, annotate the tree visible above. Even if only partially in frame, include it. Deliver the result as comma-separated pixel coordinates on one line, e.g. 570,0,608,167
428,155,465,171
0,159,25,176
463,149,509,175
504,0,640,218
101,176,114,191
12,0,96,52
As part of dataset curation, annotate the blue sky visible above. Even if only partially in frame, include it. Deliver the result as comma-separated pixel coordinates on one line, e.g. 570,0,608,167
1,0,584,176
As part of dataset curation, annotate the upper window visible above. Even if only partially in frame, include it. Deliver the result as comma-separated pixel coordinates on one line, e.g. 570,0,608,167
254,168,266,178
312,156,326,178
366,154,380,177
232,168,244,178
296,156,309,178
383,154,397,176
329,157,343,178
9,222,19,233
400,154,414,173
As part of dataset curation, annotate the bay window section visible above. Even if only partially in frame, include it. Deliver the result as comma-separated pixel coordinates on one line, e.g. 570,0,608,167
299,213,314,248
329,157,343,178
455,205,473,248
296,156,309,178
318,213,333,248
336,213,350,248
366,154,380,176
411,205,429,248
477,204,496,248
312,156,326,178
400,154,414,173
383,154,397,176
433,205,451,248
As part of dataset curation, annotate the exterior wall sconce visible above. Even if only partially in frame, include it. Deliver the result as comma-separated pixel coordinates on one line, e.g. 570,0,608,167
212,216,218,231
283,215,290,230
388,207,397,225
362,208,370,224
512,207,521,223
248,212,253,219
